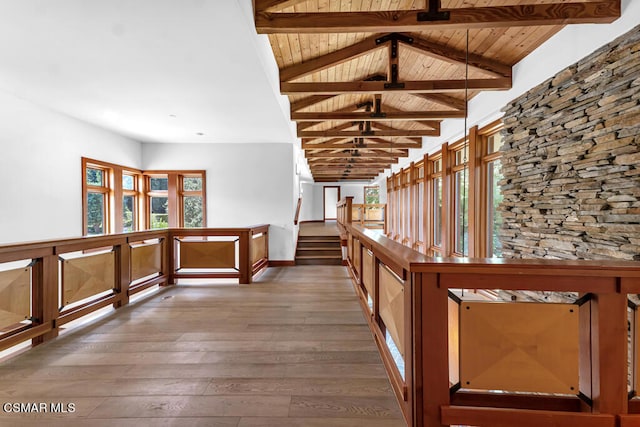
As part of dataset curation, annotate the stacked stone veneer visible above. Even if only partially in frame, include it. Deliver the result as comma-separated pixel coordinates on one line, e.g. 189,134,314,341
499,25,640,261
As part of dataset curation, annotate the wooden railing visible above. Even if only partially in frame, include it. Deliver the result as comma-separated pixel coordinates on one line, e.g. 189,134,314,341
343,222,640,427
337,197,386,233
0,225,269,354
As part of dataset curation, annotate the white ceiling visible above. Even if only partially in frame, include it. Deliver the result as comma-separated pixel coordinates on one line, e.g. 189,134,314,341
0,0,297,144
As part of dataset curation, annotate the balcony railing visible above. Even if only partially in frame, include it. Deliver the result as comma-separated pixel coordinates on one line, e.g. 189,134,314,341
342,220,640,427
0,225,269,353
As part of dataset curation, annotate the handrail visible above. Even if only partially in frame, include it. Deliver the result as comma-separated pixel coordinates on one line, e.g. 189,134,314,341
344,222,640,427
0,225,270,354
294,197,302,226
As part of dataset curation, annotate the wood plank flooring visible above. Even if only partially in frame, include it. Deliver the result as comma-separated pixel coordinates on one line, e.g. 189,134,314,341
0,266,405,426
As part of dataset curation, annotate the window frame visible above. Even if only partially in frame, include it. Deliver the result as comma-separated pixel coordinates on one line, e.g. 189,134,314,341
478,120,504,258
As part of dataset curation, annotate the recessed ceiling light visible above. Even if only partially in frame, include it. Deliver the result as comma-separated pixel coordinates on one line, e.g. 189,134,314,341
196,132,204,136
169,114,177,118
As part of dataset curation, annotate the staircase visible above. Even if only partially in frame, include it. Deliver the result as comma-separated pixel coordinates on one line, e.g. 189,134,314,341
295,235,343,265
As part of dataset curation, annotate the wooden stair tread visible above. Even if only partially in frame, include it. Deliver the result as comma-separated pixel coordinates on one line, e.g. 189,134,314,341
295,255,342,259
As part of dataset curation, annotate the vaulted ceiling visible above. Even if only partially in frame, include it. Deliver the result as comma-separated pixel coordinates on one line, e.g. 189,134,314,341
254,0,621,182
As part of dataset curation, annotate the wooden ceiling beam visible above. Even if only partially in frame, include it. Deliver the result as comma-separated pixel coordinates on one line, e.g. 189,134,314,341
280,34,387,82
302,141,420,150
305,151,406,159
292,110,465,121
402,33,511,78
256,2,621,33
299,128,440,138
282,78,512,95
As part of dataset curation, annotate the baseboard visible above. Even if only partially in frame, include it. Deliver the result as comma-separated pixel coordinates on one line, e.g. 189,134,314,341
268,260,296,267
342,259,348,266
299,220,325,223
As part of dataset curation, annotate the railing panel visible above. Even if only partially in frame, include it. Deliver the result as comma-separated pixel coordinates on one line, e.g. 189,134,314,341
449,296,460,386
362,248,374,304
180,240,236,269
252,233,267,265
380,264,405,360
61,251,115,306
0,267,31,328
130,241,162,281
460,301,579,394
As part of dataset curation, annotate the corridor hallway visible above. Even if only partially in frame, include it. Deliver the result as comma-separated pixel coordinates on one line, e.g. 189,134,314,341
0,266,404,426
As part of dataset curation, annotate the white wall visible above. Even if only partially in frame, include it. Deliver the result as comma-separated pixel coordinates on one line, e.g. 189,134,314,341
142,143,296,260
299,182,373,221
0,90,142,244
378,0,640,178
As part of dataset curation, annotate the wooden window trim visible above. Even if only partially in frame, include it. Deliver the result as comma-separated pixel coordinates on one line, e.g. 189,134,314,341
144,170,207,229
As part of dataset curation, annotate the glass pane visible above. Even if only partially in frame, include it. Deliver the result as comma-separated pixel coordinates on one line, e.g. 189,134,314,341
123,195,135,232
455,146,469,166
86,192,105,235
183,196,203,228
488,160,504,257
122,174,135,191
433,159,441,174
150,196,169,229
86,168,103,186
150,177,168,191
488,132,503,154
455,169,469,256
365,187,379,204
418,182,424,245
183,177,203,191
433,178,442,247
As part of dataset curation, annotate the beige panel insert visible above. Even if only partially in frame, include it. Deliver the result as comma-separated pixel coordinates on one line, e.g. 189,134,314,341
131,242,162,281
379,264,404,359
0,267,31,327
62,252,115,306
180,241,236,269
362,249,374,301
252,234,267,265
460,302,579,394
449,297,460,386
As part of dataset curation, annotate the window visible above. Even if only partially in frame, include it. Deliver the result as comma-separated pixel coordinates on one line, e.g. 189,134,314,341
451,143,470,256
122,172,140,232
147,175,169,229
82,158,206,235
430,156,443,254
144,170,206,229
84,164,110,235
181,175,205,228
364,186,380,204
482,124,504,257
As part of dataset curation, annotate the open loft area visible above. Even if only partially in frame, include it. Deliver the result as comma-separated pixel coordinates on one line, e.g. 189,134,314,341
0,0,639,426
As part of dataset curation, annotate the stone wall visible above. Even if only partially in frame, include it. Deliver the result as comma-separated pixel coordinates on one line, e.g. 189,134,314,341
499,25,640,261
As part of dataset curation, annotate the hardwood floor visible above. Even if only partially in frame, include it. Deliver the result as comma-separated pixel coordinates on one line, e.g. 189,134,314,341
0,266,405,426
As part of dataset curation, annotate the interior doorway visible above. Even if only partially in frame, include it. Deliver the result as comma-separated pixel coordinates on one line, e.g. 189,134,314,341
323,186,340,220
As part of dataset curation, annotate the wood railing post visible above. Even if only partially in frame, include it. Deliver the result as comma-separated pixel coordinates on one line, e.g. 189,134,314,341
418,272,449,427
591,290,628,416
239,230,251,284
115,241,130,308
33,253,59,344
165,233,175,285
345,196,353,224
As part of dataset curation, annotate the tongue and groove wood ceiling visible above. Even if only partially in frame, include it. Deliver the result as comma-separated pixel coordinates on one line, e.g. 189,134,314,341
254,0,620,182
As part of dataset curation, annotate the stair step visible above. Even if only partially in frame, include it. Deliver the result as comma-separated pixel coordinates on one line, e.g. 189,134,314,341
295,255,342,259
297,247,340,251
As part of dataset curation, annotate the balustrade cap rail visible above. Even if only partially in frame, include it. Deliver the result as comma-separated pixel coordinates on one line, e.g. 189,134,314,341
0,225,270,257
349,224,640,277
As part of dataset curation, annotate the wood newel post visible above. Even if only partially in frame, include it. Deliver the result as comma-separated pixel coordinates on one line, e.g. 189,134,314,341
166,232,175,285
116,241,131,308
33,253,59,344
239,230,251,284
591,290,628,415
419,272,449,427
345,196,353,224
